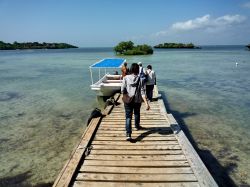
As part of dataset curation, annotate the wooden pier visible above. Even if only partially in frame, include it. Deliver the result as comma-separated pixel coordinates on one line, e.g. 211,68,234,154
53,87,218,187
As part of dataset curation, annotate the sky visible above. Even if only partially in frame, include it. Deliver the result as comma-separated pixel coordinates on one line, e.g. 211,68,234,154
0,0,250,47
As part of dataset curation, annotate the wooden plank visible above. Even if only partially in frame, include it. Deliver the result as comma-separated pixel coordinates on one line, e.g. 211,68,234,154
85,154,186,161
99,124,170,128
83,160,189,167
108,113,164,115
102,119,167,121
97,128,172,132
100,122,170,125
110,110,162,113
91,140,178,145
76,173,197,182
113,109,161,112
100,122,169,125
107,113,165,115
95,133,175,137
98,126,172,130
80,165,192,173
94,136,177,141
112,108,161,111
109,112,162,115
95,131,174,136
73,181,200,187
90,149,183,155
105,108,161,111
114,105,160,108
96,127,172,132
91,145,181,150
104,117,166,119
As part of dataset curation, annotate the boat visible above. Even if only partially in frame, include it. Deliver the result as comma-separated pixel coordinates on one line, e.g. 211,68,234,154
246,44,250,50
89,58,125,96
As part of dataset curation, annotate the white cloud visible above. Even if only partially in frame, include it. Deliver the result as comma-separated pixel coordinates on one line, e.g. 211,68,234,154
242,2,250,8
172,14,211,31
171,14,246,31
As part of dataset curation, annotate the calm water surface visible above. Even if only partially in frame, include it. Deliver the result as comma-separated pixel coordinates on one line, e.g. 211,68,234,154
0,47,249,186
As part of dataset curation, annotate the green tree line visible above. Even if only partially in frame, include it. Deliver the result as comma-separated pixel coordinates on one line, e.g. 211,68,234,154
154,42,198,49
0,41,78,50
114,41,153,55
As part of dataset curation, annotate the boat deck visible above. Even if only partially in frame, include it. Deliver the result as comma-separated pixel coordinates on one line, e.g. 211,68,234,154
53,87,217,187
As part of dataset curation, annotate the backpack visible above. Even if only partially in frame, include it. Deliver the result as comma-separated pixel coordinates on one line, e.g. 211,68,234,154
87,108,102,125
139,68,148,83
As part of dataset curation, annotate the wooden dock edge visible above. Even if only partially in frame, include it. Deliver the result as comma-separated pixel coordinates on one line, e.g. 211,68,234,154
157,89,218,187
53,93,120,187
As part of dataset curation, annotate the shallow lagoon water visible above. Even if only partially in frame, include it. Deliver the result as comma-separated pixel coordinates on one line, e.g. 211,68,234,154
0,47,249,186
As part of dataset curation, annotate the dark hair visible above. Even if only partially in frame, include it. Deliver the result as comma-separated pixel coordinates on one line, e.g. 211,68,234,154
130,63,139,74
124,62,127,66
147,65,152,70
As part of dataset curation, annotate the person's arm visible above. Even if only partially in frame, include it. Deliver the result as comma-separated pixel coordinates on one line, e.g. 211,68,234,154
121,77,126,94
121,66,126,77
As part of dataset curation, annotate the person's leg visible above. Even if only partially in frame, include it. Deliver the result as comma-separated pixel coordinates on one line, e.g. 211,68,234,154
124,103,133,138
134,103,142,129
146,85,150,101
148,85,154,101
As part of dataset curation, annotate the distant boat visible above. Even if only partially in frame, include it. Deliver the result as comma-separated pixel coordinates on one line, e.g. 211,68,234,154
89,58,125,96
247,44,250,50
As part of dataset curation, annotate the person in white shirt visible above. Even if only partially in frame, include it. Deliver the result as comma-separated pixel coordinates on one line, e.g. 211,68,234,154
146,65,156,102
121,63,150,141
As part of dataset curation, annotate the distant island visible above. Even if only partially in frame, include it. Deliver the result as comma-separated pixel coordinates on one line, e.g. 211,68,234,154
154,42,201,49
0,41,78,50
114,41,153,55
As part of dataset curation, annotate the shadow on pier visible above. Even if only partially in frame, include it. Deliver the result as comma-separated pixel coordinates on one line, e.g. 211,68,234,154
160,91,238,187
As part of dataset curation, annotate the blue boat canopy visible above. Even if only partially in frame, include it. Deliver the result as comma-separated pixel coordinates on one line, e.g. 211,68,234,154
90,58,125,68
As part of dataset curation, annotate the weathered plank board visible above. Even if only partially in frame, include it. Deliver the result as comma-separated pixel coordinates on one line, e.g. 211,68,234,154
93,136,177,141
91,140,179,145
85,154,186,161
76,173,197,182
80,165,192,173
98,125,171,129
82,160,190,167
73,181,200,187
90,149,184,155
91,144,181,150
95,133,175,137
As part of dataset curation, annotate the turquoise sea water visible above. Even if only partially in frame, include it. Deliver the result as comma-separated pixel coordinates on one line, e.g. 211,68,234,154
0,47,249,186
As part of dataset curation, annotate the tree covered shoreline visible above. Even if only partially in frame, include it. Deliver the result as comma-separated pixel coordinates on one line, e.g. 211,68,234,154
114,41,153,55
154,42,200,49
0,41,78,50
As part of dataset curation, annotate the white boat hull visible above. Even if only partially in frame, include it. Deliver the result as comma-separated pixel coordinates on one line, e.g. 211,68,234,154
90,74,122,96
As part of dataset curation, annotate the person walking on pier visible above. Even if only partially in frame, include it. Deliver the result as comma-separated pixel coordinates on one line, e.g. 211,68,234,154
146,65,156,102
138,61,147,84
121,63,150,141
121,62,129,78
